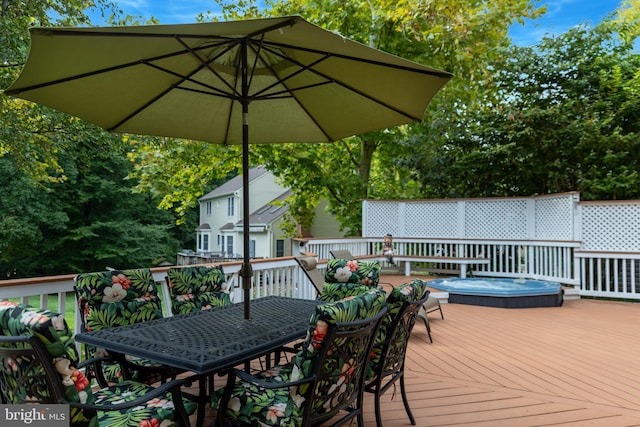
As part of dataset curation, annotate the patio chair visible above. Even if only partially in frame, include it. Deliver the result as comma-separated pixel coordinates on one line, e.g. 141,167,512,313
0,301,196,427
295,255,324,298
74,268,184,386
417,295,444,343
212,288,388,427
165,265,231,315
365,279,430,427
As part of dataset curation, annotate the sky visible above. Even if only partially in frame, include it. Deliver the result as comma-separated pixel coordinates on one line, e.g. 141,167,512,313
95,0,626,46
508,0,625,45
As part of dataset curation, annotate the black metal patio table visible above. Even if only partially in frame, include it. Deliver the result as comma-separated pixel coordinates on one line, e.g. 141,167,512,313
75,295,320,425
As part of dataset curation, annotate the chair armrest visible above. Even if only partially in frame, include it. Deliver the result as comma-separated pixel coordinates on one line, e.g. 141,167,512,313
77,355,114,370
68,376,193,415
231,367,316,390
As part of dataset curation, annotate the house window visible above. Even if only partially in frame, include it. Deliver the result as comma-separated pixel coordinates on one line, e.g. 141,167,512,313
198,235,202,251
226,236,233,256
217,234,221,248
276,239,285,257
203,235,209,252
206,201,212,215
227,197,234,217
250,239,256,258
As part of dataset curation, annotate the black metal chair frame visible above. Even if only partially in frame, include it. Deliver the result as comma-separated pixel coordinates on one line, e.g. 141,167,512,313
0,334,192,426
215,307,388,427
364,291,430,427
417,294,444,343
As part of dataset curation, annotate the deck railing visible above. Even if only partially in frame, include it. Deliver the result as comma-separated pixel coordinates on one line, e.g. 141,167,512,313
300,237,582,284
1,238,639,336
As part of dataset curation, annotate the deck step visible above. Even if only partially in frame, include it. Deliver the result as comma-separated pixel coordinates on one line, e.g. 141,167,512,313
563,286,581,300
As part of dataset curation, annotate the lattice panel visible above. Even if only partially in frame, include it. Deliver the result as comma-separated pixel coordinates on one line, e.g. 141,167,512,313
405,201,458,237
365,201,399,236
535,196,574,240
465,200,529,239
582,203,640,251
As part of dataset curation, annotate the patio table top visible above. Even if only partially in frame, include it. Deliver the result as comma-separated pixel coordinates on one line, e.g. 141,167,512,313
75,296,319,375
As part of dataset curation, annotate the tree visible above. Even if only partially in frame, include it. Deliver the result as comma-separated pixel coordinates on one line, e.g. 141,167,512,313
252,0,545,235
412,20,640,200
0,1,196,278
0,132,195,278
1,1,115,183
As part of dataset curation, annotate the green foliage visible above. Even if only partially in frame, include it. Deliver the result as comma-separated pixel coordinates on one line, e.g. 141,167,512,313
411,21,640,200
0,141,195,278
127,136,242,224
0,1,198,278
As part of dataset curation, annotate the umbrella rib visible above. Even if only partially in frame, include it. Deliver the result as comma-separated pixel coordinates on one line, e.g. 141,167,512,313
246,34,266,93
173,36,241,99
247,43,332,100
255,42,426,122
264,39,452,79
4,41,231,95
144,62,238,100
109,44,241,131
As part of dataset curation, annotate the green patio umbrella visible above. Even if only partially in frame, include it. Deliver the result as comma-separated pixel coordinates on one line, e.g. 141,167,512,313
5,15,452,319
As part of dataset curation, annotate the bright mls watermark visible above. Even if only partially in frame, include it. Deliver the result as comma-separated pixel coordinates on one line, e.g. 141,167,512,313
1,405,69,426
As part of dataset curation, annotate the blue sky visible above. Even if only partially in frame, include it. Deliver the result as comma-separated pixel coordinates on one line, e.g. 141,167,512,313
97,0,625,46
508,0,624,45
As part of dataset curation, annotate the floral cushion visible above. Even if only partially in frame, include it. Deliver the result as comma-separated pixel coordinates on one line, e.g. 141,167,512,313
74,269,165,383
324,259,380,286
0,302,196,427
166,265,231,315
94,381,196,426
0,301,98,426
212,288,387,426
368,279,428,379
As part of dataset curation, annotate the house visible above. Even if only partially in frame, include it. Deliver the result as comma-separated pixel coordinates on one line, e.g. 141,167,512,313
194,166,341,261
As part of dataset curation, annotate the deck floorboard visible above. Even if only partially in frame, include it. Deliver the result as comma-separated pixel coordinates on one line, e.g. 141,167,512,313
188,274,640,426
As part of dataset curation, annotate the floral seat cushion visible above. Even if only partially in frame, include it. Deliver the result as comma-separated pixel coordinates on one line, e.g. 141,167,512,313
324,258,380,286
74,269,166,383
93,381,196,426
166,265,231,315
211,288,387,426
0,302,196,427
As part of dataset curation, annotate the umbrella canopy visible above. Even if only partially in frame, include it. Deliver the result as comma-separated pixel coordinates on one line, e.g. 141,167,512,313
5,15,452,318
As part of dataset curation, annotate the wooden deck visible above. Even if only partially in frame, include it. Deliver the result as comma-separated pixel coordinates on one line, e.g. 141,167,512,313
191,275,640,426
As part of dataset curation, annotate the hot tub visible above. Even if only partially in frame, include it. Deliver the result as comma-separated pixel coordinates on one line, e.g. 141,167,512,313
427,278,564,308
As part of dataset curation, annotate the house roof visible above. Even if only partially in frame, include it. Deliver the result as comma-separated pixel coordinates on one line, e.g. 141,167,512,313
199,165,269,200
237,189,293,227
219,222,235,231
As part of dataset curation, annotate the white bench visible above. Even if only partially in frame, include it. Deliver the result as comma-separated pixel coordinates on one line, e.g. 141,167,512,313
334,253,490,278
391,255,490,278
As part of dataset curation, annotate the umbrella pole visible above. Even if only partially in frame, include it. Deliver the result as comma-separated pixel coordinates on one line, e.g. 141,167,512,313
241,40,253,320
241,126,252,320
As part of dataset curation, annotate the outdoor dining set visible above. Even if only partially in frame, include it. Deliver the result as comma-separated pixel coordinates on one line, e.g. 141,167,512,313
0,258,431,427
